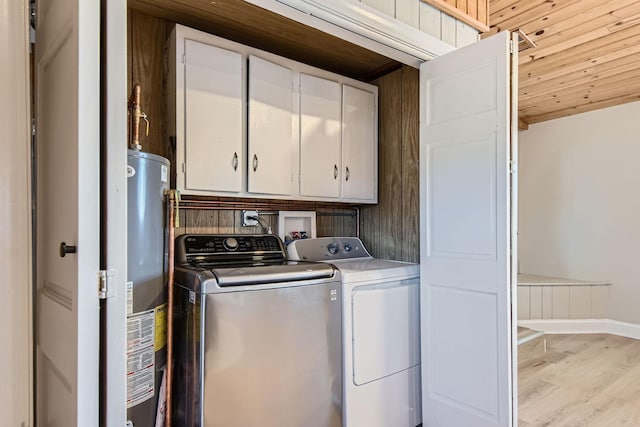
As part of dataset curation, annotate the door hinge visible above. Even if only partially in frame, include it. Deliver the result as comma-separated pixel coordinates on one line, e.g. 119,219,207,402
29,0,36,44
98,269,116,299
509,40,516,54
509,160,517,174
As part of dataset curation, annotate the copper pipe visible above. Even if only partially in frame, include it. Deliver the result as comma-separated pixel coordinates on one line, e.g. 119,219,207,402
128,84,148,151
165,191,177,427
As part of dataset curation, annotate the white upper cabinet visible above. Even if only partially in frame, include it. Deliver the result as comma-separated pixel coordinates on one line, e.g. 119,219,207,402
170,25,378,203
299,74,342,199
342,85,378,202
183,39,243,193
248,56,295,196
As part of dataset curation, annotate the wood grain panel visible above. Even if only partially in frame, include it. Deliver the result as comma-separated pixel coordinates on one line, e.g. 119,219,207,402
422,0,490,31
401,67,420,263
128,10,168,158
489,0,640,126
174,208,357,238
360,66,420,263
377,68,403,260
519,334,640,426
129,0,400,82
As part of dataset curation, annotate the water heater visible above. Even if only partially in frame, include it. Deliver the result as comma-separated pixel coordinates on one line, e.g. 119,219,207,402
126,149,170,427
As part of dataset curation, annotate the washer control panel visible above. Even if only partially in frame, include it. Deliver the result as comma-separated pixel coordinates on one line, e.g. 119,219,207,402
288,237,371,261
175,234,286,266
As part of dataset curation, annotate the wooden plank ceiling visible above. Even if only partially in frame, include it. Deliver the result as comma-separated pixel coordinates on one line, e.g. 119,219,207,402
488,0,640,126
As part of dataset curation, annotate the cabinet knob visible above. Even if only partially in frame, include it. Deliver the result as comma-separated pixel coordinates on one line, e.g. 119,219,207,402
345,166,350,182
59,242,77,257
333,164,338,180
252,154,259,172
232,152,238,171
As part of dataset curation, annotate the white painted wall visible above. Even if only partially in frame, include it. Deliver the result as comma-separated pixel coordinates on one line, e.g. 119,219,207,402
519,101,640,325
361,0,479,47
0,0,33,425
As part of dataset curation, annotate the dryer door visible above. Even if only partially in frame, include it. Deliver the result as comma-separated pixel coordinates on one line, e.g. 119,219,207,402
352,278,420,385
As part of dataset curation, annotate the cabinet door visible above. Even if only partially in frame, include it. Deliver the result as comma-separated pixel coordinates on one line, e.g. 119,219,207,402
184,39,243,193
299,74,342,198
248,55,294,195
342,85,377,201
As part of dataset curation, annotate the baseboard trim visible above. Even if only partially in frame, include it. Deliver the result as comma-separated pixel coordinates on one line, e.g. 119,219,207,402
518,319,640,340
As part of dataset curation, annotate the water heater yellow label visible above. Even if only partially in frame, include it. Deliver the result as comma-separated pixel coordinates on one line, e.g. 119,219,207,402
155,303,167,351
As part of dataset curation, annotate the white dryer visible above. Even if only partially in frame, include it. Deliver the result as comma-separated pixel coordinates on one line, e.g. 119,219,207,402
288,237,421,427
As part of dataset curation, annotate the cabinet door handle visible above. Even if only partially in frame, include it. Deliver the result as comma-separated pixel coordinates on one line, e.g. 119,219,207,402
333,164,338,180
345,166,350,182
252,154,259,172
232,152,238,171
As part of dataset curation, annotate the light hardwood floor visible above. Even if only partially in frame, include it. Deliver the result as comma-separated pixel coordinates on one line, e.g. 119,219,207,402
518,333,640,426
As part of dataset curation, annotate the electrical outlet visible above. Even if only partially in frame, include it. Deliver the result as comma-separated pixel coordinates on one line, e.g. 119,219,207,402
242,210,259,227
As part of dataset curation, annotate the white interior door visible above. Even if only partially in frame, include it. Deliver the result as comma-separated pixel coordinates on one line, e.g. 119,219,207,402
420,31,515,427
35,0,101,425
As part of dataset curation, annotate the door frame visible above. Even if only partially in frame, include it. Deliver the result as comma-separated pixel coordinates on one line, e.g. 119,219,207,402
0,0,33,425
101,0,128,425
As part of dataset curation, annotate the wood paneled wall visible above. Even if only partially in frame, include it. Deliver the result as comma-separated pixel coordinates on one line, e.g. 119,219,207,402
174,207,357,238
360,66,420,263
127,10,170,159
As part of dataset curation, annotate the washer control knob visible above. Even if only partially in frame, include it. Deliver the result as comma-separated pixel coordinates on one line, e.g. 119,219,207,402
343,243,353,252
327,243,339,255
224,237,239,251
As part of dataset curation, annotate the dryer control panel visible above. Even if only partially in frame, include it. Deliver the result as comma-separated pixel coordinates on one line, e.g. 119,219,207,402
288,237,372,261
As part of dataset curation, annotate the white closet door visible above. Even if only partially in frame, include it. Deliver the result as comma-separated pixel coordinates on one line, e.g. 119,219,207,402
342,85,377,201
420,31,515,427
299,73,341,198
248,55,294,196
35,0,103,424
184,40,243,193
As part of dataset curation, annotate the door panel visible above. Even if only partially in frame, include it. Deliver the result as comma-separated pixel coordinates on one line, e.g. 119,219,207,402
299,73,341,198
420,31,514,427
248,55,294,195
35,0,101,425
341,85,377,201
184,40,243,193
352,280,420,385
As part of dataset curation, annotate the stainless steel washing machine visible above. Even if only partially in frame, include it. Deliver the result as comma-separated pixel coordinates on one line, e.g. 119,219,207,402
172,234,343,427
